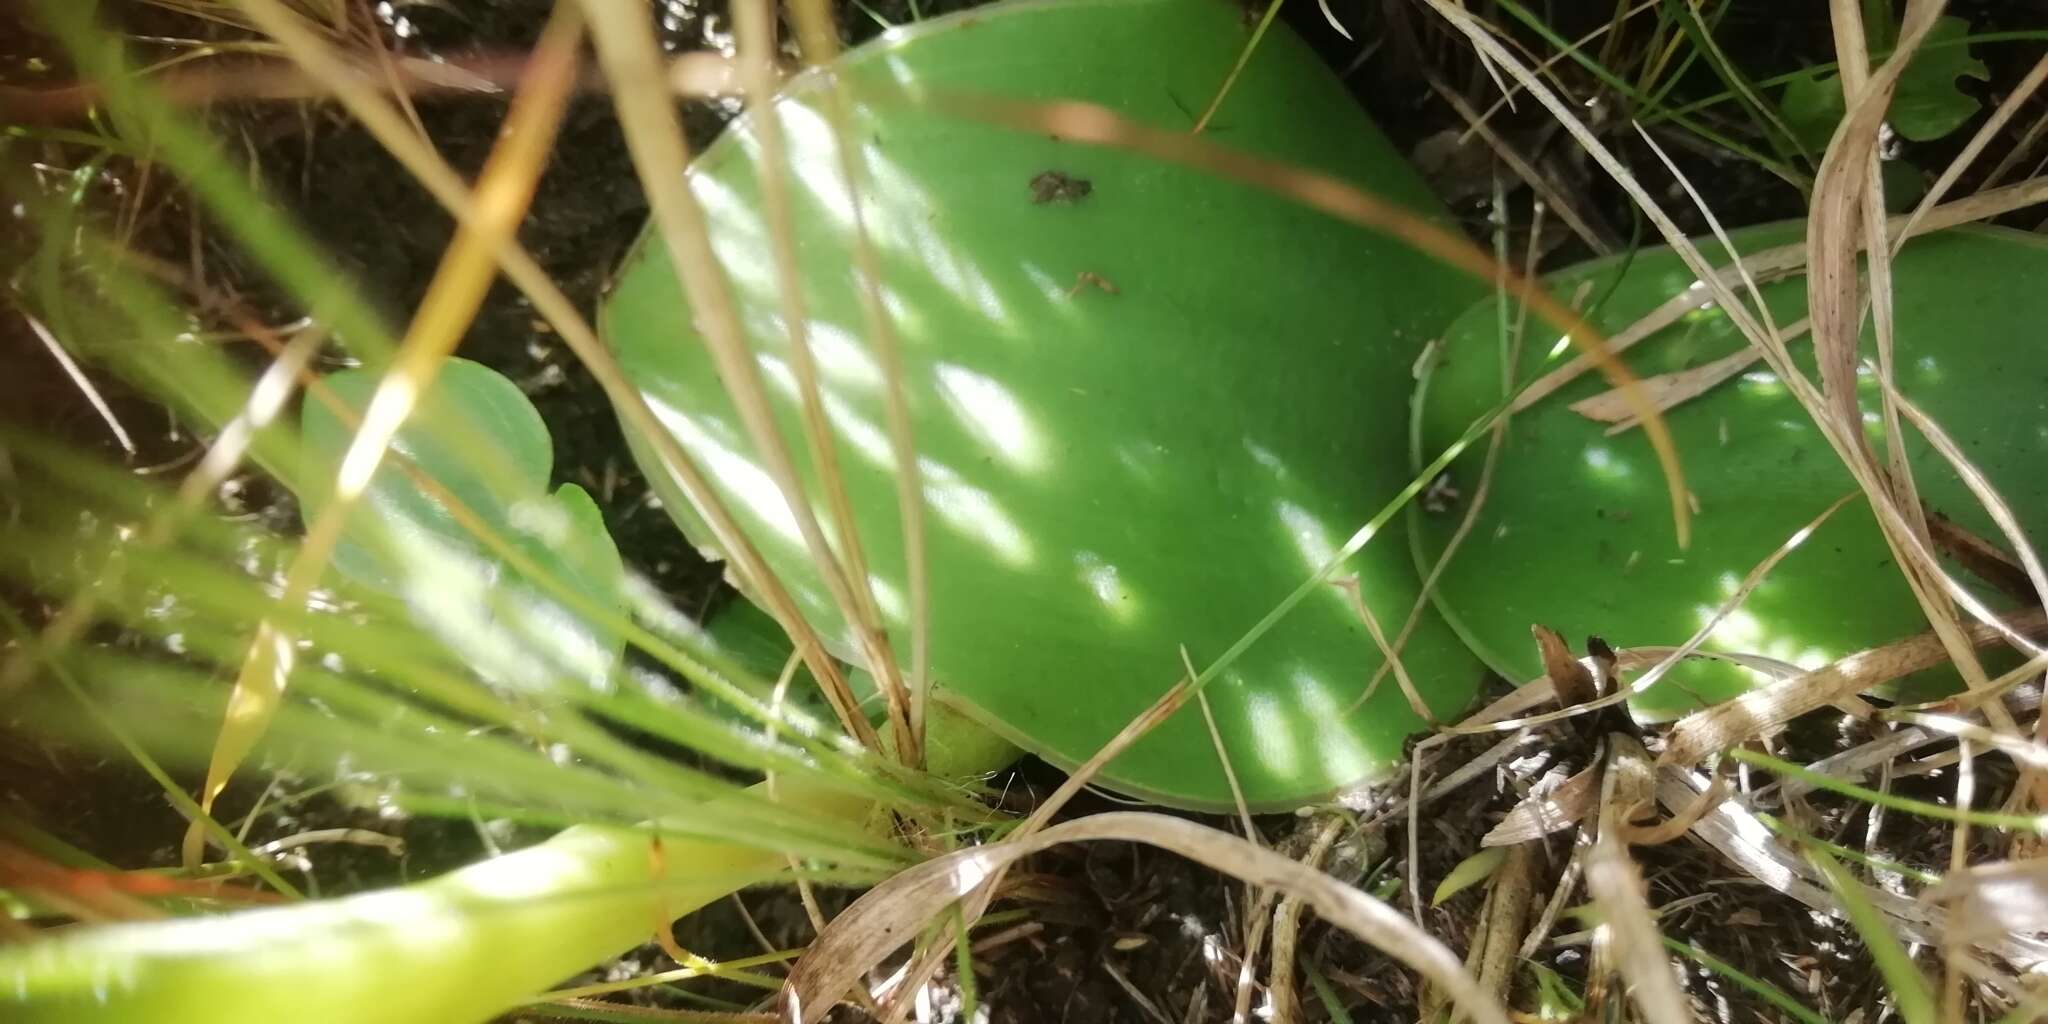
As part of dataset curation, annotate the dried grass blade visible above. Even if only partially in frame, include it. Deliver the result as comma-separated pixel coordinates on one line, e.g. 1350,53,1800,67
1424,78,1616,254
1897,53,2048,247
1932,859,2048,948
1509,179,2048,420
782,0,934,757
778,812,1511,1024
1889,711,2048,772
1571,345,1766,425
729,0,917,763
1881,385,2048,614
1804,1,2002,737
1268,814,1348,1024
1192,648,1256,843
1337,576,1431,723
1420,0,1796,408
23,313,135,456
1664,609,2048,767
1577,318,1807,433
582,0,905,753
1626,491,1861,699
1484,765,1597,847
1356,196,1541,713
222,0,880,753
1470,842,1540,1008
1584,829,1691,1024
226,0,877,744
864,670,1199,1024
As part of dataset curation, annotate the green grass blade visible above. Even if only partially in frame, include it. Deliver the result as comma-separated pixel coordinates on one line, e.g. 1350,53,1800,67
1733,748,2047,832
1804,843,1937,1024
1662,937,1827,1024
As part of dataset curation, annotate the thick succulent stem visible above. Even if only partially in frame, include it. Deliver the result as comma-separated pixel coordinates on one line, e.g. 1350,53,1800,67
3,786,831,1024
2,707,1019,1024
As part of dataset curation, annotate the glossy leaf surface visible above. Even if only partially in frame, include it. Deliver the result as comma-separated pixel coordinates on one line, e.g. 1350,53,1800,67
1411,224,2048,717
604,0,1487,808
301,358,627,693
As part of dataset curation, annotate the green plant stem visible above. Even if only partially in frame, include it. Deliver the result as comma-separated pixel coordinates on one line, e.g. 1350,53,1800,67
0,714,1010,1024
2,675,1017,1024
1,804,787,1024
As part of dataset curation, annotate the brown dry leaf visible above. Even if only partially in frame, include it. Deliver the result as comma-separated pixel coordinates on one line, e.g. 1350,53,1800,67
1575,319,1805,434
1932,859,2048,946
777,812,1511,1024
1484,765,1598,847
1601,733,1660,832
1662,608,2048,767
1570,346,1765,425
1268,815,1350,1024
1533,624,1597,707
1926,510,2036,605
1470,842,1543,1006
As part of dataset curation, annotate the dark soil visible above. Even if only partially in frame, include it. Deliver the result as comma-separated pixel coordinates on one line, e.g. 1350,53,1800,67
5,0,2046,1021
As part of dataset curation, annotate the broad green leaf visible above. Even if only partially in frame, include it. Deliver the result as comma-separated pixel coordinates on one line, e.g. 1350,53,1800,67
1780,15,1987,151
1412,224,2048,718
604,0,1485,811
300,358,626,693
300,358,551,591
1889,17,1990,141
1806,844,1936,1024
1780,66,1847,153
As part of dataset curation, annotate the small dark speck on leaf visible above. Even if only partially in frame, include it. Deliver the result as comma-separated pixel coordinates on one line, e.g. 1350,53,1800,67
1030,170,1093,204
